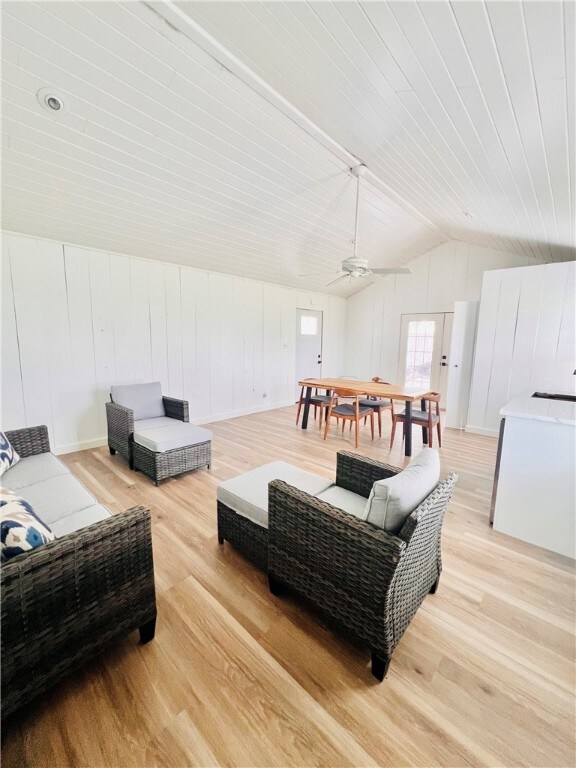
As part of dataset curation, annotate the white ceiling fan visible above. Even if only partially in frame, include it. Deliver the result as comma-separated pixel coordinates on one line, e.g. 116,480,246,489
300,164,412,287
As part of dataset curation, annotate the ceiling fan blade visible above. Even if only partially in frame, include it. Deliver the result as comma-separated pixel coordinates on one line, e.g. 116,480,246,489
326,274,350,287
370,267,413,275
299,270,344,277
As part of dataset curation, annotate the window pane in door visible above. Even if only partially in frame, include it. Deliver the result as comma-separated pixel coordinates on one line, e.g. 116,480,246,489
404,320,435,388
300,316,318,335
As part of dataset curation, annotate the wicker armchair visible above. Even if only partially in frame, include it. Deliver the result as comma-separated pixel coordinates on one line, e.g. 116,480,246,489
106,394,189,469
1,427,157,720
267,452,458,680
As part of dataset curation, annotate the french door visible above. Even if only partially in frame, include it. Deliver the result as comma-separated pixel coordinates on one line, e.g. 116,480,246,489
398,313,453,408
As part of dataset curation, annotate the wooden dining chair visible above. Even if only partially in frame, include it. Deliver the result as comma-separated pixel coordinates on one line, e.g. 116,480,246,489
359,376,395,438
390,392,442,449
323,388,374,449
296,384,332,428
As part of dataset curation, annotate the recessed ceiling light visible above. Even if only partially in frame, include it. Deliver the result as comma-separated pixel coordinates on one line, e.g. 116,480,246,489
37,87,66,113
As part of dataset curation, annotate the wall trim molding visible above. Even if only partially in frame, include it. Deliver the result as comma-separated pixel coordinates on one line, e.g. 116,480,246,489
464,425,499,438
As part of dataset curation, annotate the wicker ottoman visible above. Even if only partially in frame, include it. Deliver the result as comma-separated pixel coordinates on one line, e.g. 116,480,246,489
133,422,212,485
216,462,333,568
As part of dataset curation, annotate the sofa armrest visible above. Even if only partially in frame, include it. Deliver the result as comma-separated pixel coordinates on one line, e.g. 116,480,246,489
106,400,134,453
1,506,156,719
163,397,189,422
336,451,400,498
268,479,405,594
5,425,50,458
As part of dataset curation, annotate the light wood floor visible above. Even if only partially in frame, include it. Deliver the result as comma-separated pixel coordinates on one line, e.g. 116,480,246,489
2,407,575,768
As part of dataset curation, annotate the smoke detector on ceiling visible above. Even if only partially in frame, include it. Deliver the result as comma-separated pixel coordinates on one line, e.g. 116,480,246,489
37,87,66,113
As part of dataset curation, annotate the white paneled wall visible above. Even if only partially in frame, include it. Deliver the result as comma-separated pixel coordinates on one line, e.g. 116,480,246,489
344,240,539,382
1,233,346,453
467,261,576,435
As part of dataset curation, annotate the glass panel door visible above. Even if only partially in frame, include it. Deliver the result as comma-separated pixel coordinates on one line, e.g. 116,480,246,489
398,313,453,407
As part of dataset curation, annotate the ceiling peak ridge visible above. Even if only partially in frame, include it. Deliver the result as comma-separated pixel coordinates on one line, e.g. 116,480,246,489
146,1,449,240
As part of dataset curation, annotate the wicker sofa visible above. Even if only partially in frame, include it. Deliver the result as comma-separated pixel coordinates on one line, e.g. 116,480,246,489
218,451,457,680
1,426,157,720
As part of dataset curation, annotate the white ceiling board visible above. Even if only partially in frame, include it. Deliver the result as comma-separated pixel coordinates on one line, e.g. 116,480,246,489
1,0,444,297
185,0,576,263
3,0,574,301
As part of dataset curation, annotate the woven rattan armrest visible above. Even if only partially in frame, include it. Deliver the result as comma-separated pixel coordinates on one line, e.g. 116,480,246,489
162,396,189,422
335,451,400,498
106,400,135,432
5,425,50,458
1,506,156,719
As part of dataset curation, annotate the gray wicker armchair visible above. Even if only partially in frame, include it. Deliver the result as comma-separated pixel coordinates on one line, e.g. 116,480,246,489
1,427,157,720
267,452,458,680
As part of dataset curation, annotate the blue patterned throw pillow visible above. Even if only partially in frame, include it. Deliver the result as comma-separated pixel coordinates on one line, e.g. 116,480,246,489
0,432,20,478
0,488,54,561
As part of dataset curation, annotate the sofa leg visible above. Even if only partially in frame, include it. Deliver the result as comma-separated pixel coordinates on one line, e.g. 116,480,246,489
429,575,440,594
139,617,156,644
371,652,391,682
108,446,116,456
129,457,135,470
269,575,285,596
218,531,224,545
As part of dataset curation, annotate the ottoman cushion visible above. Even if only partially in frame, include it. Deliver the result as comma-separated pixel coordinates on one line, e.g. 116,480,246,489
217,461,333,528
134,422,212,453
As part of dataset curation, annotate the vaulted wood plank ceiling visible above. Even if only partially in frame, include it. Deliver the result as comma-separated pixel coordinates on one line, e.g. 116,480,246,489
2,1,574,296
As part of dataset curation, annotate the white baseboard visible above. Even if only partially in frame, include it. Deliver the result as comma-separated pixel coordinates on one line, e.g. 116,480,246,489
52,400,296,454
464,425,499,438
54,438,108,456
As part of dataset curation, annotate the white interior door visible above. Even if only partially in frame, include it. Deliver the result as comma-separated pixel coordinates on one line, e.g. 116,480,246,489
295,309,323,399
398,313,453,408
445,301,479,429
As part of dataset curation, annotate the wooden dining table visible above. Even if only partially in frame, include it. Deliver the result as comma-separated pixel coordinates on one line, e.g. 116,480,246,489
298,378,433,457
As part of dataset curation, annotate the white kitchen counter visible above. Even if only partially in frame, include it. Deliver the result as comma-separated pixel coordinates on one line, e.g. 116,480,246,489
500,390,576,425
492,391,576,559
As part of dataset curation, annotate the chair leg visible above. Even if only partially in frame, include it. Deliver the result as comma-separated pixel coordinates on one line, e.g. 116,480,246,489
342,419,345,434
296,399,302,425
139,616,156,644
354,418,359,449
429,575,440,594
428,424,433,448
269,575,285,596
370,411,374,440
390,418,397,449
371,652,391,682
437,422,442,447
108,446,116,456
377,409,382,438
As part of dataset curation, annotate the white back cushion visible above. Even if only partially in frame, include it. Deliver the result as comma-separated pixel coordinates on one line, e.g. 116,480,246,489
111,382,165,420
365,448,440,533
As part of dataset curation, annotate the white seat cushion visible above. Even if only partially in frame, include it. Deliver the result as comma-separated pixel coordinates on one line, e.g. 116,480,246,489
217,461,333,528
2,452,69,491
134,423,212,453
134,416,180,431
111,382,165,420
365,448,440,533
50,504,111,538
16,475,97,527
315,485,368,520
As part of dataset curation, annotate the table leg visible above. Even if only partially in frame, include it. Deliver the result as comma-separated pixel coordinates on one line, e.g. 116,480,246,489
301,386,313,429
421,398,428,445
404,400,412,457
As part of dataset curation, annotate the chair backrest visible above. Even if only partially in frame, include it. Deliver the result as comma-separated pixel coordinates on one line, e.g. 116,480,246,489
422,392,441,416
371,376,391,384
110,382,165,420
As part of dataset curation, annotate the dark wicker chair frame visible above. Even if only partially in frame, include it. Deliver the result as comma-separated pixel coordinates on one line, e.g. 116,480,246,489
1,426,157,720
218,451,457,680
106,395,211,484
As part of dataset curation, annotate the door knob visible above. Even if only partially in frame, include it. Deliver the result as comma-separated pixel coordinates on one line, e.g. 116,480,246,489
441,362,447,367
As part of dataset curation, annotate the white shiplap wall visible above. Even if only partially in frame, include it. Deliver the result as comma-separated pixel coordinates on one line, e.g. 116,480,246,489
1,232,346,453
467,261,576,435
344,240,539,383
